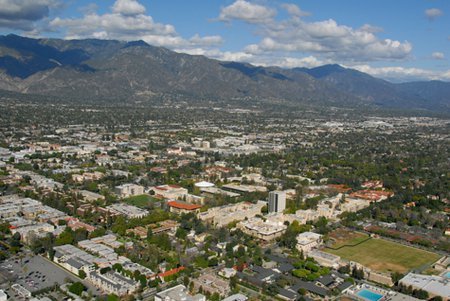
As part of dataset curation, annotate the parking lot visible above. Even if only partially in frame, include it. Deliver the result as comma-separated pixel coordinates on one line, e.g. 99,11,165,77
0,251,101,300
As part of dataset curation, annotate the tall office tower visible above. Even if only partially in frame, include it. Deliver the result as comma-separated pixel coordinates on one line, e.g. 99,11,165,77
268,191,286,213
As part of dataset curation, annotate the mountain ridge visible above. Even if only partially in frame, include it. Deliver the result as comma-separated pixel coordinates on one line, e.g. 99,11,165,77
0,34,448,111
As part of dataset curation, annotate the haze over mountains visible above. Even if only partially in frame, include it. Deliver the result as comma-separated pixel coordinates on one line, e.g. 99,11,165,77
0,34,449,111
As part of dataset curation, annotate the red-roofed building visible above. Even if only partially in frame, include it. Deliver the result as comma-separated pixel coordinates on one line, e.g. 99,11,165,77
349,190,393,202
168,201,202,214
327,184,352,193
362,180,383,189
157,266,185,281
67,219,96,233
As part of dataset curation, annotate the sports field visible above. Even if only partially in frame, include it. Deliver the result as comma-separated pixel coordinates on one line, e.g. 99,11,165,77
124,194,155,208
325,231,441,273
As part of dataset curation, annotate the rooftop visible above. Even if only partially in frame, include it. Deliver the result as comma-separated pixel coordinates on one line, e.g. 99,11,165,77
168,200,202,210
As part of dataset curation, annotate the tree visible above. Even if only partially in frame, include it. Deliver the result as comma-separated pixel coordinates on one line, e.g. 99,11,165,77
391,272,403,285
55,227,74,246
183,275,189,286
146,227,153,240
176,227,188,240
111,216,127,236
78,270,86,279
279,221,311,249
68,282,85,296
264,283,279,296
208,257,218,267
412,289,429,299
351,266,364,280
107,294,120,301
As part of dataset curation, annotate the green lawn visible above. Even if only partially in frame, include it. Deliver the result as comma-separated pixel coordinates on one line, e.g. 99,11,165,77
325,237,441,274
123,194,155,208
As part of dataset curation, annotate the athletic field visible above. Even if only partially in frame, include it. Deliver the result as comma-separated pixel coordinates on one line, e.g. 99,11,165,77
325,230,441,273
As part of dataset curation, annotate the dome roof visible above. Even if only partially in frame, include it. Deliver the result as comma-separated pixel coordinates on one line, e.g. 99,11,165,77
194,181,215,188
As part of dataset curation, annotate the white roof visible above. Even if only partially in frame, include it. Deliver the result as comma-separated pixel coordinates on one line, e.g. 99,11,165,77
400,273,450,299
195,181,215,188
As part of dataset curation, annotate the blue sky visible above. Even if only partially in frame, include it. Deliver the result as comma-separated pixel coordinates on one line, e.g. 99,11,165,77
0,0,449,82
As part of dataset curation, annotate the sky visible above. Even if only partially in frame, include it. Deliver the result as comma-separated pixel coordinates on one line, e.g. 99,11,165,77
0,0,449,82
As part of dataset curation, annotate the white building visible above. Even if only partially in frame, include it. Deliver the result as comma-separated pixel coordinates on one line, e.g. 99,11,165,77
308,250,341,269
222,294,248,301
155,284,206,301
89,271,139,296
106,203,149,219
53,244,96,276
296,232,323,254
238,216,287,242
0,289,7,301
198,201,266,228
151,185,188,200
399,273,450,300
268,191,286,213
114,183,144,198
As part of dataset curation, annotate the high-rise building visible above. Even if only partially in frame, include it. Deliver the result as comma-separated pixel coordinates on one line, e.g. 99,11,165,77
268,191,286,213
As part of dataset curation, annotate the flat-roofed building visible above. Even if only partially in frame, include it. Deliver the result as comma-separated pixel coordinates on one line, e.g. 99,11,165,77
77,190,105,202
308,250,341,269
89,271,139,296
114,183,144,198
222,294,248,301
198,201,266,228
53,244,96,276
155,284,206,301
192,272,231,297
296,232,323,254
222,184,267,194
151,185,188,200
0,289,7,301
106,203,149,219
238,216,287,242
399,273,450,300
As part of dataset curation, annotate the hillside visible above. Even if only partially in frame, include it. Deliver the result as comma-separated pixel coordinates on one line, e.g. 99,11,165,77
0,34,449,111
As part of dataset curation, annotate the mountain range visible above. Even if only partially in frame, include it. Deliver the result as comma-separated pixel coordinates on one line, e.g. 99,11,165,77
0,34,449,112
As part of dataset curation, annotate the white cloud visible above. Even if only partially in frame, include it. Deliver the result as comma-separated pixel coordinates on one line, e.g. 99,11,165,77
281,3,310,17
49,0,222,50
352,64,450,81
360,24,383,33
112,0,145,16
218,0,276,24
265,56,323,68
425,8,443,20
79,3,98,15
175,46,324,69
176,48,254,62
0,0,59,30
432,52,445,60
243,16,412,62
